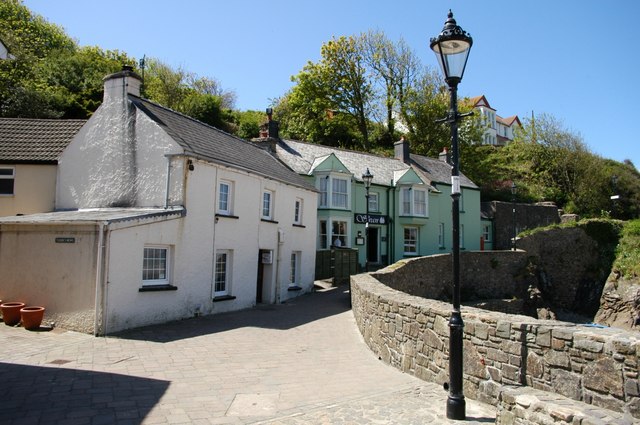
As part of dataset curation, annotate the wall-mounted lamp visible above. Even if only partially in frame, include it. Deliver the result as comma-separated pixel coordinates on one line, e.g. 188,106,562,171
187,159,194,171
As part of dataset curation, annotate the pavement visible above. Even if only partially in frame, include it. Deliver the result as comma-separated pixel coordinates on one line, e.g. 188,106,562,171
0,284,497,424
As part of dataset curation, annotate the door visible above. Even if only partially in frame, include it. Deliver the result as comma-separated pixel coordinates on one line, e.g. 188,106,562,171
256,251,265,303
367,227,379,265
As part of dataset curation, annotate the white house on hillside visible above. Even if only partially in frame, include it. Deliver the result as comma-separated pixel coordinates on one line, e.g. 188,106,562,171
468,95,521,146
0,66,318,335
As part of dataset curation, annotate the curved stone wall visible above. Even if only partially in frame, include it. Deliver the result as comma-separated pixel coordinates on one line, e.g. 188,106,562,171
350,273,640,419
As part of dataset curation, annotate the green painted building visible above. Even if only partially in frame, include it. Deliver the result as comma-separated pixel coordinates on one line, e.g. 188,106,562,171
270,138,482,271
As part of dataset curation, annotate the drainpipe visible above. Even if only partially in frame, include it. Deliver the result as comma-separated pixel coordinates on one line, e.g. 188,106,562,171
94,221,109,336
386,185,392,266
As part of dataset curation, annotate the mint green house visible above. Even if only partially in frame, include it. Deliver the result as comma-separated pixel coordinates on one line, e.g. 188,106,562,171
271,138,482,271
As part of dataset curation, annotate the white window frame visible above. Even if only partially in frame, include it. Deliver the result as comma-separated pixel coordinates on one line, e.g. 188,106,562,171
214,250,232,297
403,227,418,255
483,224,491,242
438,222,446,248
368,192,379,212
317,174,351,210
331,219,348,247
319,219,328,249
294,198,303,225
400,186,428,217
290,251,301,285
218,180,233,215
142,245,171,286
0,166,15,196
262,190,274,220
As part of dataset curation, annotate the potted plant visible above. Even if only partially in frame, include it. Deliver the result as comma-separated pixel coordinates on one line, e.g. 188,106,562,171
20,306,45,331
1,302,26,326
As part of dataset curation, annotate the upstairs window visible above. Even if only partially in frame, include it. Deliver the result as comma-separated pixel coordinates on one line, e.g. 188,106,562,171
317,174,350,209
218,180,233,215
262,190,274,220
368,192,379,212
400,187,428,217
0,167,15,195
294,198,303,225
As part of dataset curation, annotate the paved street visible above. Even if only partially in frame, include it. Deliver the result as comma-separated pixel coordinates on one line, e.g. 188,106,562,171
0,285,496,424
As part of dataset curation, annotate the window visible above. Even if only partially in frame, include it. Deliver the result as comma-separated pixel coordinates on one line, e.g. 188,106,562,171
290,252,301,285
214,250,232,297
317,174,350,209
319,220,328,249
332,220,348,247
0,167,15,195
438,223,446,248
142,246,170,285
460,224,465,249
403,227,418,255
218,180,233,215
400,187,428,217
483,224,491,242
368,192,379,212
294,198,303,225
332,178,348,208
262,190,274,220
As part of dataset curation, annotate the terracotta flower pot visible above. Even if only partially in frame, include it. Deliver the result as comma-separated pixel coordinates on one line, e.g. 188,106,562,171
20,306,45,331
1,302,26,326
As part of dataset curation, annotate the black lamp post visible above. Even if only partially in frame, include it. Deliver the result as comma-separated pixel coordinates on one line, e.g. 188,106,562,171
511,182,517,251
362,168,373,272
430,10,472,421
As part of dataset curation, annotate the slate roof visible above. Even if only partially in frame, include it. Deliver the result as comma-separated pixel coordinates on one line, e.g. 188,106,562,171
0,207,185,225
0,118,86,163
276,139,414,187
129,96,315,192
276,139,477,190
409,154,477,189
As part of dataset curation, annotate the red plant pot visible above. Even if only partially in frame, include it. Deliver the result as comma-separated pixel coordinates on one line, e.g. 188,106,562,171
20,306,45,331
1,302,26,326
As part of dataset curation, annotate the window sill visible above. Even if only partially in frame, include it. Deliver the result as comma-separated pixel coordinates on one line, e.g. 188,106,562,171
292,224,306,228
213,295,236,302
261,218,279,224
288,285,302,292
216,213,239,219
139,284,178,292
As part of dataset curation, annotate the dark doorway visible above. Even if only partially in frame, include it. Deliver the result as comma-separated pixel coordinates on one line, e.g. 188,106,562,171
367,227,379,265
256,251,265,303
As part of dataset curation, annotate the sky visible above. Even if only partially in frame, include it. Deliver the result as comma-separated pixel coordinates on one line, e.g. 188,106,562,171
22,0,640,168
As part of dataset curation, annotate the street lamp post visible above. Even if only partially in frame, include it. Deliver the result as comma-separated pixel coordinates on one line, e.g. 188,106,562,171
511,182,517,251
362,168,373,272
430,10,473,421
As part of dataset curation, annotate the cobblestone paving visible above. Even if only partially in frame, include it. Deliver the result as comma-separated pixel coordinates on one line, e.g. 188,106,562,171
0,286,496,424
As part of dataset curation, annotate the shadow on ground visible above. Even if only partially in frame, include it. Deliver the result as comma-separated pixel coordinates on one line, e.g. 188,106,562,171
0,362,169,424
114,286,352,343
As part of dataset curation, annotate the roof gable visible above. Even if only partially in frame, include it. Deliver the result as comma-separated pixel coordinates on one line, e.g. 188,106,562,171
394,168,425,186
129,96,315,192
0,118,87,163
468,95,494,110
310,153,350,174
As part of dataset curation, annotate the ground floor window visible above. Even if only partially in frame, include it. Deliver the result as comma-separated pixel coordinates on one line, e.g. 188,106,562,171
214,250,232,296
438,222,445,248
403,227,418,255
290,251,301,285
143,246,170,285
483,224,491,242
332,220,348,247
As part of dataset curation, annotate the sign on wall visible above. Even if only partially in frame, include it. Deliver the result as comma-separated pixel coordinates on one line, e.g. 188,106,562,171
353,214,388,225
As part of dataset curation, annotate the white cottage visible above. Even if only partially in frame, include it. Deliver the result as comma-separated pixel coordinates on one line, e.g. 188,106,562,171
0,66,317,335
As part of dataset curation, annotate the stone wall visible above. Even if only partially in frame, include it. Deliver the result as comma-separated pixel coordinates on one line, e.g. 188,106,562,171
482,201,560,250
351,273,640,419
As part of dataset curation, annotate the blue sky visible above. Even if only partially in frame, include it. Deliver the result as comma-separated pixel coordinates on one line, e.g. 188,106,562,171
23,0,640,167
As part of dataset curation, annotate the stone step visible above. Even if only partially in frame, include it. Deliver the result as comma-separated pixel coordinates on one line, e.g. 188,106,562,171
496,386,636,425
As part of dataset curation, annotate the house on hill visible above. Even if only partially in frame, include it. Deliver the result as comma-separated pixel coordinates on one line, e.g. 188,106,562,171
468,95,521,146
0,118,86,216
254,132,482,272
0,66,318,335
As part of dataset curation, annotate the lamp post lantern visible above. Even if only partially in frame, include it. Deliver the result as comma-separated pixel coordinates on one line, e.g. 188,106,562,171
511,182,517,251
362,168,374,272
430,10,472,421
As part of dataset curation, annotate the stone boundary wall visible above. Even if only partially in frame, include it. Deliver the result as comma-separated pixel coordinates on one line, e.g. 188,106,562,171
350,273,640,419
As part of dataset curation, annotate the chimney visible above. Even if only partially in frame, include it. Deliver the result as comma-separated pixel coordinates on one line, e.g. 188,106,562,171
102,64,142,103
394,137,410,163
439,147,451,164
251,108,279,153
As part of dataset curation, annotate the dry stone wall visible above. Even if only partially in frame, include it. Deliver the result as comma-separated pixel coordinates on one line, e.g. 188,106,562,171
351,273,640,419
